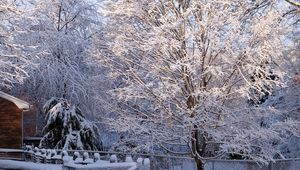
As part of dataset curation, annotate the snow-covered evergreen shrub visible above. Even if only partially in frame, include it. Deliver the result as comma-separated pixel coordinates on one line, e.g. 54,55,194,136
109,138,148,154
39,97,102,150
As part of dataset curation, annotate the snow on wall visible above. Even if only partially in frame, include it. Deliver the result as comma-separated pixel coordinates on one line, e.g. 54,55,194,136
204,159,300,170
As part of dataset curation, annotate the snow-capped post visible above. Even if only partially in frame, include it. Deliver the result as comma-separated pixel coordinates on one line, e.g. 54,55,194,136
50,150,56,157
39,98,103,151
34,148,42,163
50,150,62,164
46,149,51,157
45,149,51,164
33,147,38,153
41,149,46,156
61,150,68,158
24,145,33,161
144,158,150,170
110,154,118,163
94,153,100,162
24,145,33,162
41,148,45,153
63,155,71,166
125,155,133,162
25,145,31,152
41,149,47,163
73,151,80,161
83,152,89,161
137,158,143,169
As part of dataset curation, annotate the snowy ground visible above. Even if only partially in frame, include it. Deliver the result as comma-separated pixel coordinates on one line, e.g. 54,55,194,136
0,160,62,170
0,159,137,170
65,161,137,170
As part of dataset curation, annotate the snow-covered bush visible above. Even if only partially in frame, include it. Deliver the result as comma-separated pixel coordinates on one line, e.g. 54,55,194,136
109,138,148,154
39,97,102,151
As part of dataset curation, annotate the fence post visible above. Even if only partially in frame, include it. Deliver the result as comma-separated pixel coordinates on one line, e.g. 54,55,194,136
94,153,100,162
125,155,133,162
110,154,118,163
137,157,143,170
144,158,150,170
83,152,89,161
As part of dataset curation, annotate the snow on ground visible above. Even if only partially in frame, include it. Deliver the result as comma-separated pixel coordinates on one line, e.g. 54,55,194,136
0,149,23,152
0,159,136,170
0,160,62,170
65,161,137,169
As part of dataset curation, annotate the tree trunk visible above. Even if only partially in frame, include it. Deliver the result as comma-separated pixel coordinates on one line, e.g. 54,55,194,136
195,157,204,170
192,127,205,170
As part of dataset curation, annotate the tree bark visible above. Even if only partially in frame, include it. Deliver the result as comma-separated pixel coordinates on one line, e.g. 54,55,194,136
195,158,204,170
191,126,205,170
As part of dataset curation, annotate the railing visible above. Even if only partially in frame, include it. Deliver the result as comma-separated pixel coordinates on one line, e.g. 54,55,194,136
205,158,300,170
1,146,194,170
22,146,150,170
2,147,300,170
0,148,24,161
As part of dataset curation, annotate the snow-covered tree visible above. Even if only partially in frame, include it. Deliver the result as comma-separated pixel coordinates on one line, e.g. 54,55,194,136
39,97,103,151
96,1,299,169
0,0,36,89
15,0,100,100
267,1,300,158
8,0,108,133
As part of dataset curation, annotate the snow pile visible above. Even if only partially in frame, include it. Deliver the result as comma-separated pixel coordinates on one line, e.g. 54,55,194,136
39,97,102,151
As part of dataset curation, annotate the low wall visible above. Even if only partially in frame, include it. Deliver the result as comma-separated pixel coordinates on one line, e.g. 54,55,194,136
204,159,300,170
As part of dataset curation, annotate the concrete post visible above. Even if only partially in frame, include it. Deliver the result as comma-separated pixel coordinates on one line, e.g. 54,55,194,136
137,157,143,170
144,158,150,170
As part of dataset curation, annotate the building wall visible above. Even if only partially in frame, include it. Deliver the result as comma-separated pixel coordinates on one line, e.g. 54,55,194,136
23,103,37,137
0,98,22,148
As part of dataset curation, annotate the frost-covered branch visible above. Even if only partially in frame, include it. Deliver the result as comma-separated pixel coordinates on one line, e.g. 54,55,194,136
286,0,300,8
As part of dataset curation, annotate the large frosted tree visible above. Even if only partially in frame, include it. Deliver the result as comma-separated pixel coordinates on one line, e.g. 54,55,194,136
96,0,300,169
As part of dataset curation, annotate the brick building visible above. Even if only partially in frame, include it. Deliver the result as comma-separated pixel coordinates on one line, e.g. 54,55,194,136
0,91,30,149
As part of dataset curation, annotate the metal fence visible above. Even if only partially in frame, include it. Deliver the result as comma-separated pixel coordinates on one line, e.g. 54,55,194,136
204,158,300,170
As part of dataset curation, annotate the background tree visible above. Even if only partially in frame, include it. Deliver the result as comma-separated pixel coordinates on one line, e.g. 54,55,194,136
8,0,108,133
95,0,299,169
39,97,103,151
0,0,37,89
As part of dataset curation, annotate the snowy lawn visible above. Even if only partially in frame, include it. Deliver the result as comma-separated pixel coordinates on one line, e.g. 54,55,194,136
0,159,137,170
0,160,62,170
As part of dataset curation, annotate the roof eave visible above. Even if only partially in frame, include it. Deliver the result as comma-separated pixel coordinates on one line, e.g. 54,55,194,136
0,91,30,110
